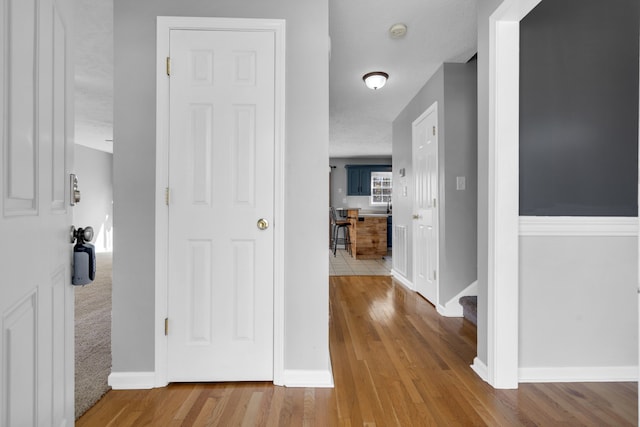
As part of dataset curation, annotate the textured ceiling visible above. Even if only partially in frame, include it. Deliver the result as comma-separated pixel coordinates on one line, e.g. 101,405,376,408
73,0,477,156
329,0,477,158
74,0,113,153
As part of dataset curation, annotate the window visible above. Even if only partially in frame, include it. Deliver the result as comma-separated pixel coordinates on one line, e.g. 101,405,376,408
370,171,392,205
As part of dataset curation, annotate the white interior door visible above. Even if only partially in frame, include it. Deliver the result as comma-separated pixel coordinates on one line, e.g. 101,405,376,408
412,104,439,305
0,0,75,424
167,29,275,381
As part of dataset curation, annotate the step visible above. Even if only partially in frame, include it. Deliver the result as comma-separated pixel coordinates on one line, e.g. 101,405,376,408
458,295,477,326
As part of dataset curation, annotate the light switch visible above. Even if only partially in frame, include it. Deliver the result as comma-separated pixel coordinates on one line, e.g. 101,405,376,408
338,188,342,193
456,176,466,191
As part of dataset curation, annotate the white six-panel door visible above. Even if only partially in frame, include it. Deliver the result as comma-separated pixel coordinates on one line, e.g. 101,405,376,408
166,29,276,381
0,0,75,425
412,104,439,305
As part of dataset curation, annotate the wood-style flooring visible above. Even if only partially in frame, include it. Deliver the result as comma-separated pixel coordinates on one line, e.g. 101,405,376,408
77,276,637,426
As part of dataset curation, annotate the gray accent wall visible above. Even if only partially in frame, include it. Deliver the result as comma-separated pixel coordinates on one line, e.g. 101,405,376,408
392,62,478,307
519,0,639,216
516,0,639,375
73,145,113,253
113,0,329,374
477,0,639,377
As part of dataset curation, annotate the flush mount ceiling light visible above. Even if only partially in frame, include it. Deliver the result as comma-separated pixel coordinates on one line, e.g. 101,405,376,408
362,71,389,90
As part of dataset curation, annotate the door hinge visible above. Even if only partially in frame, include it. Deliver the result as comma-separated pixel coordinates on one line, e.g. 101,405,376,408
165,187,170,206
166,57,171,76
432,126,436,136
433,198,437,207
164,318,169,336
433,271,437,281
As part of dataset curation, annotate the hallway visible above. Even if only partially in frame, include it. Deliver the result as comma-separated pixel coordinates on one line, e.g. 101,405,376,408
77,276,636,426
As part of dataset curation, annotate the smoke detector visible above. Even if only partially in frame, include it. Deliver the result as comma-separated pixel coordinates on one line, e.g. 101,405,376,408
389,23,407,39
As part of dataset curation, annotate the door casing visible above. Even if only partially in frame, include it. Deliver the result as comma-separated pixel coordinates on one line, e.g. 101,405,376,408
154,16,286,387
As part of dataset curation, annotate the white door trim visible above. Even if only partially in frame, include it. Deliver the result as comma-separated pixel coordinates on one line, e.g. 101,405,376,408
487,0,541,389
155,16,286,387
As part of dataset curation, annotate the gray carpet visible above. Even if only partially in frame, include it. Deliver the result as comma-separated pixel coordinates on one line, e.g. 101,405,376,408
75,252,112,419
459,295,477,326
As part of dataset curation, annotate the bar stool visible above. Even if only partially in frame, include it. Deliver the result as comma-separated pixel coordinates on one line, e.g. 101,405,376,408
330,207,351,257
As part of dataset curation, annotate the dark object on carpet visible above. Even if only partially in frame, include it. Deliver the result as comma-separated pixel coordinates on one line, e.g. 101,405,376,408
459,296,477,326
75,252,112,419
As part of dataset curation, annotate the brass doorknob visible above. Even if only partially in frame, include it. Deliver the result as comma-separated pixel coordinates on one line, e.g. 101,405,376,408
257,218,269,230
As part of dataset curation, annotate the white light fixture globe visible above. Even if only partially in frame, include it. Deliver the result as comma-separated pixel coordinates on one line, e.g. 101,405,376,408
363,71,389,90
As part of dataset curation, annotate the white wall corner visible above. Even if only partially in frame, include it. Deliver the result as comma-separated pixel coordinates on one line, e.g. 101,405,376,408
108,372,156,390
519,366,639,383
471,357,489,383
485,0,542,390
282,367,334,388
437,280,478,317
391,270,415,291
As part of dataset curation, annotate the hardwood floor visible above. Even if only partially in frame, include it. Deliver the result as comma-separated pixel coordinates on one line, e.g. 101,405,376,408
77,276,637,426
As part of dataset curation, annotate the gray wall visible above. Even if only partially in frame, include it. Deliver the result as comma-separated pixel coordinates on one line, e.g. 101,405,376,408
476,0,639,375
520,236,638,369
73,145,113,253
329,157,391,210
392,62,478,307
519,0,639,216
393,66,444,288
113,0,329,373
441,62,478,303
517,0,639,373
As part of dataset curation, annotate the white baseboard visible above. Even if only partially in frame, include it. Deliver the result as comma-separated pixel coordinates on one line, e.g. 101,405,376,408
282,368,334,388
519,366,638,383
471,357,489,383
108,372,156,390
390,270,414,291
108,368,337,389
437,281,478,317
437,303,461,317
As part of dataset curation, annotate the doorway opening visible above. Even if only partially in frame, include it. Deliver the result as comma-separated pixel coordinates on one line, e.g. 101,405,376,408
73,0,115,417
328,160,393,276
72,144,114,419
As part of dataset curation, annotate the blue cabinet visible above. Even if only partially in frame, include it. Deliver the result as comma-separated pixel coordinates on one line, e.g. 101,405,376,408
345,165,391,196
347,167,370,195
